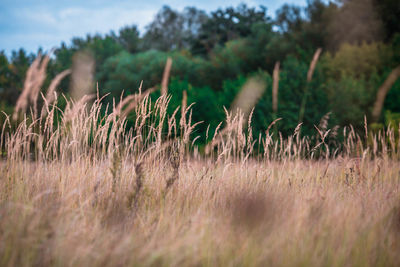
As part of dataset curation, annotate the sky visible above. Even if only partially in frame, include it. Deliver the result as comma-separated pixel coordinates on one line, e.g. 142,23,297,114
0,0,307,56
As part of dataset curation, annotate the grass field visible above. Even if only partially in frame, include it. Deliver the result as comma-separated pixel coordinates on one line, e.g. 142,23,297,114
1,94,400,266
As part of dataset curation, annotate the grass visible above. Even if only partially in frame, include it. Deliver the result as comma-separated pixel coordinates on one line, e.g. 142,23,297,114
1,92,400,266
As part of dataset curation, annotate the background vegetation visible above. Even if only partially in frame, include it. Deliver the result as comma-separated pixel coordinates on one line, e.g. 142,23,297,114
1,0,400,139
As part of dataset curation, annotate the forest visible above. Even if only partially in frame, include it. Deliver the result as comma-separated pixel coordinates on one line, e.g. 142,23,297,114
1,0,400,139
0,0,400,140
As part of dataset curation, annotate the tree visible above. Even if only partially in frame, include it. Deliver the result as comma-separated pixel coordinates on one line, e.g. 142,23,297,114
117,25,141,53
328,0,383,50
372,0,400,42
143,6,208,52
275,0,338,54
0,51,13,104
71,34,123,70
275,4,303,34
143,6,184,51
193,4,270,55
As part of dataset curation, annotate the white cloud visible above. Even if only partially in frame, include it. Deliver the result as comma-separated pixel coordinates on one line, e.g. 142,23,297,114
18,5,155,35
2,3,157,53
1,0,308,55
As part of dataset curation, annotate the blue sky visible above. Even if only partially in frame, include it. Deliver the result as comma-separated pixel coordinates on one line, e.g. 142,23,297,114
0,0,307,55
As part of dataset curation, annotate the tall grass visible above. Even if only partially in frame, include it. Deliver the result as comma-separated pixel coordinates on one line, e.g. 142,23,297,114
1,88,400,266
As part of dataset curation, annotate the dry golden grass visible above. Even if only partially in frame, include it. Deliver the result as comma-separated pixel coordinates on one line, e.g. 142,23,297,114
272,61,280,115
70,50,95,101
13,52,50,120
161,57,173,95
1,90,400,267
13,51,71,121
307,48,323,82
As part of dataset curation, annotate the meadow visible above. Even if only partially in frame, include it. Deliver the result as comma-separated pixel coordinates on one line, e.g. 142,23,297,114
1,0,400,265
1,91,400,266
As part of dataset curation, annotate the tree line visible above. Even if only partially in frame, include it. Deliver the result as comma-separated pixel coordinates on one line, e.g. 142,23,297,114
1,0,400,139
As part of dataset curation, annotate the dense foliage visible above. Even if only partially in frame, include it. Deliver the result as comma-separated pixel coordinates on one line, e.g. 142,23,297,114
1,0,400,138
